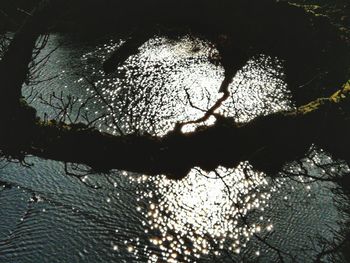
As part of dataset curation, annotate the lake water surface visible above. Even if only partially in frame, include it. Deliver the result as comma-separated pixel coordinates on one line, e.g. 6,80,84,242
0,34,348,262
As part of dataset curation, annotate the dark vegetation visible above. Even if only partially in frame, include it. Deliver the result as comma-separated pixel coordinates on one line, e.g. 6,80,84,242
0,0,350,261
0,0,349,178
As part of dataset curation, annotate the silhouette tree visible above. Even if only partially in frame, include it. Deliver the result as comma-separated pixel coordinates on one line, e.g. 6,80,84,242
0,0,348,180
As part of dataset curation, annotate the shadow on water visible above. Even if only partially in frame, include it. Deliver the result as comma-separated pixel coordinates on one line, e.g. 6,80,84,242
0,34,344,262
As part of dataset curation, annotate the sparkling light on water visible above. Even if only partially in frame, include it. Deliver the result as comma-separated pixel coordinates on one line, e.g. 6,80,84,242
81,36,293,261
81,36,293,136
7,34,349,263
137,164,281,262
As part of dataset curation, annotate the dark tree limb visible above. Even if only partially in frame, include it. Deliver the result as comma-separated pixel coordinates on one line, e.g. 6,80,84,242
13,81,347,179
0,0,64,109
103,29,154,74
0,0,349,180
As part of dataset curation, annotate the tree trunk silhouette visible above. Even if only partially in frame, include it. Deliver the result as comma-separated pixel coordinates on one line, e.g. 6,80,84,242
0,0,349,179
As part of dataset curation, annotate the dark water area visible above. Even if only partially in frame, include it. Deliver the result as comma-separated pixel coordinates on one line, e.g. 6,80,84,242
0,34,349,262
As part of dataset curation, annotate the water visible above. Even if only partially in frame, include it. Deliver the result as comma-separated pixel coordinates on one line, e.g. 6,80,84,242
0,34,348,262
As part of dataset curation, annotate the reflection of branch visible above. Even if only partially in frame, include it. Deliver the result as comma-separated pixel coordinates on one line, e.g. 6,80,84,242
180,74,235,128
81,74,124,135
253,232,291,262
184,87,206,112
313,231,348,262
281,152,345,183
64,162,100,189
38,89,106,128
201,167,296,261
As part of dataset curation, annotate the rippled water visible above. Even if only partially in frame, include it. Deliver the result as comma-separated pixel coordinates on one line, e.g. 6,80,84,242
0,34,348,262
80,36,291,134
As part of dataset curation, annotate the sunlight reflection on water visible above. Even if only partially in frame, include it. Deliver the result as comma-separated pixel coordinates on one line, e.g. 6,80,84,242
18,35,346,262
83,36,294,261
82,36,293,135
137,164,279,262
